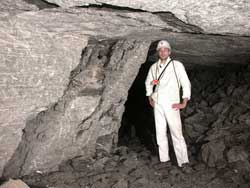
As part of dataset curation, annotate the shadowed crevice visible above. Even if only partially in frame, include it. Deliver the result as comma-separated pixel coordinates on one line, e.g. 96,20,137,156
22,0,59,9
154,12,203,34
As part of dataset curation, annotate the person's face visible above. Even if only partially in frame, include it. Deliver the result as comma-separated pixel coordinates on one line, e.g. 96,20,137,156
159,47,171,60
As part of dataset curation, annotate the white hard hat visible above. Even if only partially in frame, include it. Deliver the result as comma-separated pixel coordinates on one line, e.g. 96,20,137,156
156,40,171,51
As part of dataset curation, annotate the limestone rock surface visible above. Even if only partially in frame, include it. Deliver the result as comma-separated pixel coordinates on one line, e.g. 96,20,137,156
0,8,88,177
0,179,30,188
0,0,38,11
2,39,150,177
44,0,250,35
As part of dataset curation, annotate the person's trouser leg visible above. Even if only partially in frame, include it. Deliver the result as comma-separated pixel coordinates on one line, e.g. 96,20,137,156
165,108,189,167
154,103,170,162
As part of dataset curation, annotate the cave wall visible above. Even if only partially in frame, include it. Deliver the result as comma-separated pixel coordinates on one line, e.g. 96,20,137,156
2,40,150,177
0,16,88,177
43,0,250,36
0,2,166,177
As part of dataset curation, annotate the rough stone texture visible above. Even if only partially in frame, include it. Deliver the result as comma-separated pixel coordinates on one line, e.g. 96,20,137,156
0,16,88,178
44,0,250,36
227,146,248,163
1,7,140,177
141,33,250,67
20,138,250,188
1,7,250,65
185,66,250,169
0,6,172,177
0,0,59,11
0,0,39,11
0,179,30,188
0,7,194,39
2,40,150,177
201,139,226,167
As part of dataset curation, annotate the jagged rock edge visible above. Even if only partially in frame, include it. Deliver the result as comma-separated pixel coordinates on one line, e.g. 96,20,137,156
2,40,115,178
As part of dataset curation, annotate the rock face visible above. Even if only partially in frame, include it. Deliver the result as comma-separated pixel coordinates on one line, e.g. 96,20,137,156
0,5,171,177
184,65,250,169
0,9,88,176
0,0,39,11
43,0,250,36
2,39,150,177
0,179,30,188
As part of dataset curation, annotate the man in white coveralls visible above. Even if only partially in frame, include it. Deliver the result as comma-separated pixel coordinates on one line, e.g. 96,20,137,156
145,40,191,171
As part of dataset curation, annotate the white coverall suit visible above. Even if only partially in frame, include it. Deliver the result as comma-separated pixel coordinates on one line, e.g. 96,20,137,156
145,57,191,167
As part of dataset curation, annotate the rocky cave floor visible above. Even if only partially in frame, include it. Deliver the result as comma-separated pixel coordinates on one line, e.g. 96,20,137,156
17,137,250,188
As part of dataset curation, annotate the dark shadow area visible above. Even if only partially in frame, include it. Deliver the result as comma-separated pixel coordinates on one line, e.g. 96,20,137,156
75,3,146,12
118,41,158,154
23,0,59,9
0,177,6,186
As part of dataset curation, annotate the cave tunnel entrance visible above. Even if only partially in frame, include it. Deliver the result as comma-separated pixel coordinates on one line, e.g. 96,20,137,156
118,40,250,165
118,41,159,154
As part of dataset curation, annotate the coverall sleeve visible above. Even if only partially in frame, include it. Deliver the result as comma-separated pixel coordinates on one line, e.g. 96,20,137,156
177,62,191,100
145,65,154,96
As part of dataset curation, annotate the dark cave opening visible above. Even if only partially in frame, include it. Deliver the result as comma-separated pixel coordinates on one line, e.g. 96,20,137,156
118,41,158,154
118,40,250,167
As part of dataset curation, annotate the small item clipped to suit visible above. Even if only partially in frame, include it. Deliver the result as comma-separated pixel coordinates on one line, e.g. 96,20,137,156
151,59,173,102
152,79,159,93
152,79,159,85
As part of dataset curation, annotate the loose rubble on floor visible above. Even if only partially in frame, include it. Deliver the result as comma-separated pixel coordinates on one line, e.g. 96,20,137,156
2,135,243,188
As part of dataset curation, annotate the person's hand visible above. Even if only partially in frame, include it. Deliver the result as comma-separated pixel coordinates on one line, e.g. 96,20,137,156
148,96,154,107
172,103,186,110
172,98,189,110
